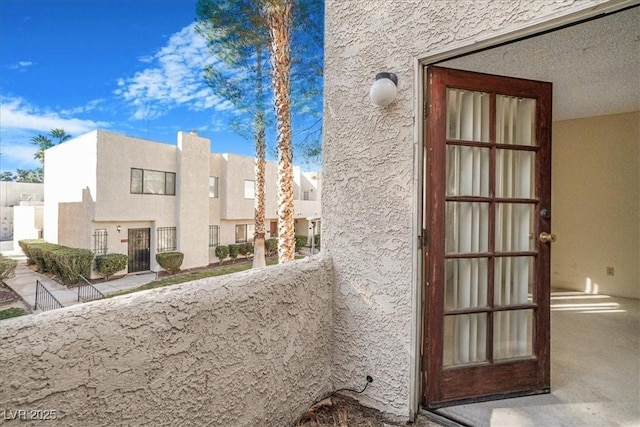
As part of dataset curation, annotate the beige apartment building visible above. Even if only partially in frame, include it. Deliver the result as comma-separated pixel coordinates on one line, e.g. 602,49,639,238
43,130,321,275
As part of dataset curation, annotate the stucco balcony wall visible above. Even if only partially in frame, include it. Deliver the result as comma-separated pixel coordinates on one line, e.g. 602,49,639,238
0,255,333,426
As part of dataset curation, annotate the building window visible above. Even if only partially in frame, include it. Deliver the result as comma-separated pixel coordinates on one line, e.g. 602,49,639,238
209,176,219,198
131,168,176,195
235,224,255,243
244,180,255,199
209,225,219,247
93,229,108,255
303,190,311,201
157,227,176,252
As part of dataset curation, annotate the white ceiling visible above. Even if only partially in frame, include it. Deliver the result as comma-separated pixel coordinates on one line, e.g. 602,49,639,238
439,6,640,121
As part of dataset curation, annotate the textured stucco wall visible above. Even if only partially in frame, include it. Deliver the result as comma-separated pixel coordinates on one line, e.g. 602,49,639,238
44,132,98,244
177,132,210,269
323,0,610,417
0,255,333,426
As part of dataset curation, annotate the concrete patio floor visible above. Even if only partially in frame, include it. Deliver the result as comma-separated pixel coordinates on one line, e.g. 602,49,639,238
426,289,640,427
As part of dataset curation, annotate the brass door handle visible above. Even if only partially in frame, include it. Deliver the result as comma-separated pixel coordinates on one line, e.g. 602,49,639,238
539,232,557,243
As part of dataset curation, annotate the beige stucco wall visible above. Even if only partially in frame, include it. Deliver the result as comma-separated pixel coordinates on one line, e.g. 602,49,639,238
94,130,176,223
323,0,611,417
44,131,98,244
0,255,334,426
552,111,639,299
177,132,210,269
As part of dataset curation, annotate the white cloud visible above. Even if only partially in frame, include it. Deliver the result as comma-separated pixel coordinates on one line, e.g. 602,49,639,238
9,61,35,71
0,97,107,135
0,97,110,172
115,23,234,120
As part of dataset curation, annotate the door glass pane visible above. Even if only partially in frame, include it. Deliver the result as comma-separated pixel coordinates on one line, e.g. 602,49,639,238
495,203,534,252
444,313,487,366
446,146,490,197
446,89,490,142
494,256,534,306
493,309,534,360
446,202,489,254
496,149,535,198
445,258,488,310
496,96,536,146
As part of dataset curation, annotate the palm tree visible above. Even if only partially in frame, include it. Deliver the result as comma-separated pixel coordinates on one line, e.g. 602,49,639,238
264,0,295,262
31,128,71,165
31,135,53,165
196,0,271,268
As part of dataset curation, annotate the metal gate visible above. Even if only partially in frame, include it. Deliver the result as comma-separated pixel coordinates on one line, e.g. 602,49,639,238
128,228,150,273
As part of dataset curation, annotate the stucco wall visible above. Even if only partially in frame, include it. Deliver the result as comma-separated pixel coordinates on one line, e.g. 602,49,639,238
0,255,333,426
323,0,610,417
177,132,210,269
552,111,640,299
44,131,98,244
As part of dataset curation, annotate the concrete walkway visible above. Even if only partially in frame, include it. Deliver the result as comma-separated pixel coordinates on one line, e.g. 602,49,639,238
4,259,156,312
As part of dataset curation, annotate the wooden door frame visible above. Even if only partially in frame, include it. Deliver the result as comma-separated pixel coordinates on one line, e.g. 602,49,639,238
409,1,632,418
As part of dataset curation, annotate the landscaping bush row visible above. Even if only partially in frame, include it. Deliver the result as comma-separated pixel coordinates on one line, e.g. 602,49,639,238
19,239,93,285
215,242,254,264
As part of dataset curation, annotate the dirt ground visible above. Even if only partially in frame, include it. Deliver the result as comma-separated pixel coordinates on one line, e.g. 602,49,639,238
0,282,29,312
295,394,441,427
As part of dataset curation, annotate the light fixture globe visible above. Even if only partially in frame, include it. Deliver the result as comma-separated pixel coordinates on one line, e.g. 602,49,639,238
370,72,398,107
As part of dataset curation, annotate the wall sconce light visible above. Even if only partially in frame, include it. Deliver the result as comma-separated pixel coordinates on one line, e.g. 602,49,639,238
117,225,122,233
369,72,398,107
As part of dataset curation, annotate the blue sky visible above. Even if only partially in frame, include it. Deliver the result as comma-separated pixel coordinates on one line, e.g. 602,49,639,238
1,0,318,174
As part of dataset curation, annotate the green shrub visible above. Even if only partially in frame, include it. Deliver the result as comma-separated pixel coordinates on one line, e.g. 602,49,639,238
214,245,229,264
313,234,321,248
265,239,278,257
18,239,43,265
244,242,254,257
238,243,248,258
295,235,308,249
20,240,59,272
228,244,239,262
96,253,128,280
0,255,17,281
155,251,184,274
52,248,94,284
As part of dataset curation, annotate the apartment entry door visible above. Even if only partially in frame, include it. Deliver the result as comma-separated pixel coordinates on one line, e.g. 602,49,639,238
423,67,553,407
128,228,151,273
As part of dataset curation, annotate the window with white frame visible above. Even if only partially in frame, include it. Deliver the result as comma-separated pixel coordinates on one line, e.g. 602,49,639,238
131,168,176,195
244,180,255,199
209,177,219,198
157,227,177,252
235,224,255,243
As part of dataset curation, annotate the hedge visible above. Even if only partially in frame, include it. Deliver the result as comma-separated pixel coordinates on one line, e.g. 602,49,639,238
214,245,229,264
228,244,239,262
265,239,278,257
156,251,184,274
18,240,93,284
96,253,128,280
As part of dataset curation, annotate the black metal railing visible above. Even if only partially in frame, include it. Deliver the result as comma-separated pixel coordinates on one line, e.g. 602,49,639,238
34,280,63,312
77,276,105,303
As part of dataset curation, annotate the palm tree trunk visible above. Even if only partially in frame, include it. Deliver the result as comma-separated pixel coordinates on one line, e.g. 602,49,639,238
253,47,267,268
267,0,295,263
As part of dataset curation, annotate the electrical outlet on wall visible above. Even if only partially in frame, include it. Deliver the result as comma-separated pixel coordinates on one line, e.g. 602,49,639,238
606,267,614,276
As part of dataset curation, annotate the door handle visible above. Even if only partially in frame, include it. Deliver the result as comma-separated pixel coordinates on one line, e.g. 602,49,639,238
539,232,557,243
